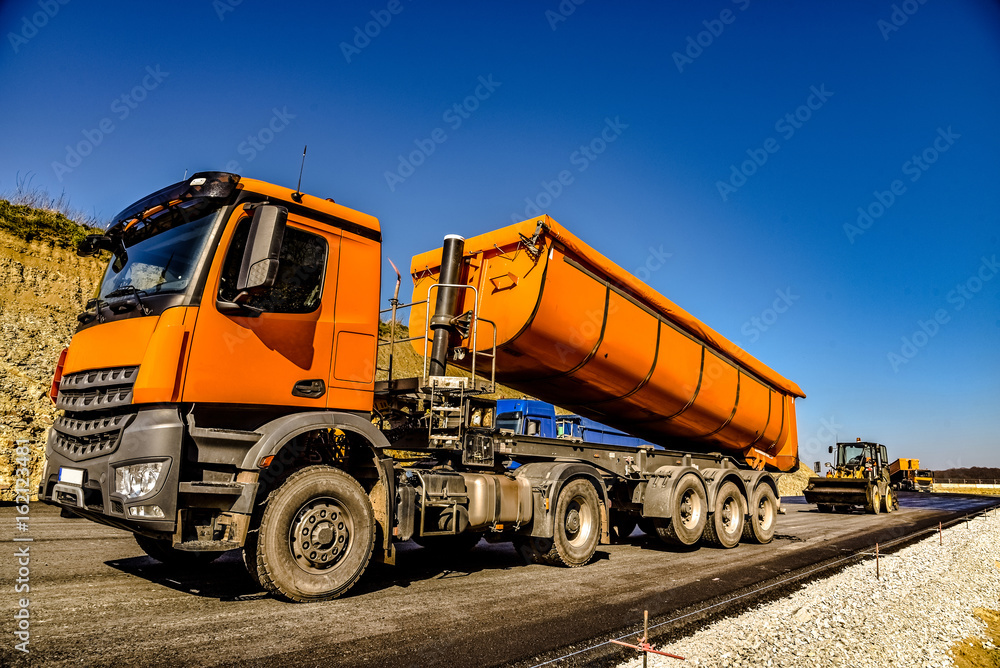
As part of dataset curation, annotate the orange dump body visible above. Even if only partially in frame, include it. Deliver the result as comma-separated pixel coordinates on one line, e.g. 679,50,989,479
410,217,805,472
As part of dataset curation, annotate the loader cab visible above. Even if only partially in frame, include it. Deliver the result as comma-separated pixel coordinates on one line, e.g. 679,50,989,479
834,441,888,472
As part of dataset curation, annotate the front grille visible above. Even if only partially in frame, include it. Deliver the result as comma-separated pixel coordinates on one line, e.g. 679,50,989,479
52,366,139,461
56,366,138,413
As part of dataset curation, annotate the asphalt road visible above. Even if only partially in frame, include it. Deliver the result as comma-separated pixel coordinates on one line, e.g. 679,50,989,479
1,492,996,667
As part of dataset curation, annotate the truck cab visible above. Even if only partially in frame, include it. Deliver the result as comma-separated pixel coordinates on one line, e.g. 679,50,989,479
496,399,557,438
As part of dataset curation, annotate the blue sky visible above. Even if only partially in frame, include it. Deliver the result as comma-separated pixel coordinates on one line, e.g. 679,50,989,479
1,1,998,469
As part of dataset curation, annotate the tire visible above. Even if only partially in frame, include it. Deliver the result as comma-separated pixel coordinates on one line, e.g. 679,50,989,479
654,474,708,547
702,482,746,549
535,479,601,567
254,465,375,602
742,484,778,544
866,487,882,515
881,488,898,513
816,503,834,513
134,534,223,568
608,511,638,544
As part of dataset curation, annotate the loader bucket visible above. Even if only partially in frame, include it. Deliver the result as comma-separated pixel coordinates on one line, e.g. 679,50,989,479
802,477,870,506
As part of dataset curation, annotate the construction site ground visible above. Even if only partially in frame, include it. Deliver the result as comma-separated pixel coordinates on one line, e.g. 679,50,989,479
1,491,996,667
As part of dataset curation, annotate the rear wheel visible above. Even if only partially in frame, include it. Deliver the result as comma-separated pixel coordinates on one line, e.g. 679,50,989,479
536,479,600,567
742,484,778,544
654,474,708,547
135,534,223,568
608,511,638,544
881,488,898,513
254,465,375,602
702,482,745,548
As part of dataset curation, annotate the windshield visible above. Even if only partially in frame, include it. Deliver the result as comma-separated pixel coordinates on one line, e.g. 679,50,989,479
916,470,933,478
496,411,522,434
98,200,222,300
838,444,871,467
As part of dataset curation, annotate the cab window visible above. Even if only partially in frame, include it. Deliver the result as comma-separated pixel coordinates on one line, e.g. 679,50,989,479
219,217,327,313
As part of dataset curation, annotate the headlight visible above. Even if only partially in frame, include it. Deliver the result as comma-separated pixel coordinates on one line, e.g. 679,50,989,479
115,462,163,500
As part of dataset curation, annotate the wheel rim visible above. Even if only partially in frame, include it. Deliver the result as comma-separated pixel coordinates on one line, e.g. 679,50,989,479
678,488,703,530
720,497,738,535
872,490,881,512
757,495,774,531
563,494,594,548
289,497,353,573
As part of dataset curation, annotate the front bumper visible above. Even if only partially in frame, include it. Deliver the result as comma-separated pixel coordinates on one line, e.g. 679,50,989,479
41,407,184,534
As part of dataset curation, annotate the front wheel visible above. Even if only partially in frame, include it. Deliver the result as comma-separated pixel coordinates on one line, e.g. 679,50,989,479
253,465,375,602
866,487,882,515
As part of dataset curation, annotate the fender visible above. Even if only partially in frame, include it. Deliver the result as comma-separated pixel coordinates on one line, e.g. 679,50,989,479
701,468,750,510
739,470,778,500
641,465,705,519
240,411,396,558
515,461,610,540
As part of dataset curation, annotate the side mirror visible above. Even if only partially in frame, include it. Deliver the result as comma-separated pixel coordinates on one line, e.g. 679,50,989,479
236,205,287,293
828,445,833,454
79,234,128,271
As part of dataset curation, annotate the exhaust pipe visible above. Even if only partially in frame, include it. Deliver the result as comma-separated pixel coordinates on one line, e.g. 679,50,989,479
428,234,465,376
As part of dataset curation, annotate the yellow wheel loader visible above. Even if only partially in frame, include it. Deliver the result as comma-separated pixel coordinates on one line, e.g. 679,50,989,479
804,440,898,514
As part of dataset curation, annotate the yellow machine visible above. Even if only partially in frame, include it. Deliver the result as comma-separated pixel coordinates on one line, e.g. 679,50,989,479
804,440,898,514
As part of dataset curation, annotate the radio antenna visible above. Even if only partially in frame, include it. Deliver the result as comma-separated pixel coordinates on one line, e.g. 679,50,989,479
183,169,188,180
292,145,307,202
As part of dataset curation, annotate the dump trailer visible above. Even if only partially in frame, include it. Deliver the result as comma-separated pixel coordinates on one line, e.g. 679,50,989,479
41,172,804,602
889,457,920,491
804,441,897,514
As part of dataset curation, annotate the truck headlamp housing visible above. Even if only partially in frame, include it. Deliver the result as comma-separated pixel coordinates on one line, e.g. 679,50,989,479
115,462,163,500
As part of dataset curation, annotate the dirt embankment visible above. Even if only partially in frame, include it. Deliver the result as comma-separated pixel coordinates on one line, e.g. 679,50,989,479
0,229,104,499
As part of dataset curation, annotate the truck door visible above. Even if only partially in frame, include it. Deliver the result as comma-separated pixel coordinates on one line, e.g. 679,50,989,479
182,208,341,408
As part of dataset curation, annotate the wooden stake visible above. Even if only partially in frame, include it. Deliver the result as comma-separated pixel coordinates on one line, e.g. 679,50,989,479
643,609,648,668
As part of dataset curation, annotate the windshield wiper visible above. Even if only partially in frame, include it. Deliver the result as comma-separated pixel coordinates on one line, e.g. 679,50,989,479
105,285,151,315
77,298,109,325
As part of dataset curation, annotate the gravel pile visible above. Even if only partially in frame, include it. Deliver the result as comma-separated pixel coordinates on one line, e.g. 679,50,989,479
618,511,1000,668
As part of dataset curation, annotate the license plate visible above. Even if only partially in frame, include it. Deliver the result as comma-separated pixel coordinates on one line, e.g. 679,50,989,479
58,467,85,485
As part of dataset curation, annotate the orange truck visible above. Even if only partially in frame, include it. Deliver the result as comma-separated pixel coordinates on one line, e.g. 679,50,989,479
889,458,933,492
41,172,805,601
